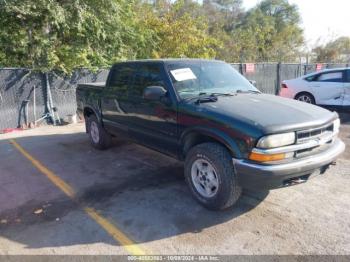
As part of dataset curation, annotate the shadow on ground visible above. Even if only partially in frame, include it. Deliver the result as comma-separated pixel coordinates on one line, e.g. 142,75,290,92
0,132,268,249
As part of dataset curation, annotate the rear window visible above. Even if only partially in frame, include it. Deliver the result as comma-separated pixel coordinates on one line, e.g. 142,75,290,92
108,64,136,95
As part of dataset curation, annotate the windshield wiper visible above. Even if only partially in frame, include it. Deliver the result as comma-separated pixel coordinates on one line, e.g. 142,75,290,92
186,93,232,104
210,92,235,97
194,93,218,104
185,92,234,103
184,93,218,104
236,89,261,94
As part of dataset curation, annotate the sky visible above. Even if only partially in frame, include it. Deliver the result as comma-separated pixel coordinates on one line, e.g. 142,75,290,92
243,0,350,49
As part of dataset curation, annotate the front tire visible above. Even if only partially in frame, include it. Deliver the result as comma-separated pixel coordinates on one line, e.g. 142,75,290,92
184,142,242,210
87,115,112,150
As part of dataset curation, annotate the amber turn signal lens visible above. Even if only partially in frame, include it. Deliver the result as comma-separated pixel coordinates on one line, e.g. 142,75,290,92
249,152,285,162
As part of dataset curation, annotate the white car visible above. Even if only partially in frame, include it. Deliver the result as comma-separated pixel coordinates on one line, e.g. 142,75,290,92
279,68,350,108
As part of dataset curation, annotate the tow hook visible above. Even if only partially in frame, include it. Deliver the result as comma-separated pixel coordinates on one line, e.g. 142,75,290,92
283,176,308,187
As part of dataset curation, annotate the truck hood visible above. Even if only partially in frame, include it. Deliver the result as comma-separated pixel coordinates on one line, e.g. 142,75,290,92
187,93,337,135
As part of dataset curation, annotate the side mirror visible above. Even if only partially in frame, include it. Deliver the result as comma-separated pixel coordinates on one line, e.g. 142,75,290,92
248,80,257,86
143,86,167,101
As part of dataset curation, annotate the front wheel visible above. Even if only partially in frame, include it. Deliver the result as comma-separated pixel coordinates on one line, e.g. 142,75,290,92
87,115,112,150
184,143,242,210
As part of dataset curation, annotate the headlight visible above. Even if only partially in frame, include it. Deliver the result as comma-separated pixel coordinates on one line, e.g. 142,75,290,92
256,132,295,149
333,118,340,134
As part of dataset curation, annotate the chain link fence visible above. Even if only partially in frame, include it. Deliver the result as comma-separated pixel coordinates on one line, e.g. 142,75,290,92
0,69,108,130
0,63,349,130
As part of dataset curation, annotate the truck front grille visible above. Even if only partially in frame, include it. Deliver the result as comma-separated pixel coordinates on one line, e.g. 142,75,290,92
296,123,334,144
295,122,334,158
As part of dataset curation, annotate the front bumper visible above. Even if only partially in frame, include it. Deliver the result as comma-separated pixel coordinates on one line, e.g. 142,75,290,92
234,138,345,190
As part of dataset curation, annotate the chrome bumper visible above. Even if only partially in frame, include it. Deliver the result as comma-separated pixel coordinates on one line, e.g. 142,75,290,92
234,138,345,189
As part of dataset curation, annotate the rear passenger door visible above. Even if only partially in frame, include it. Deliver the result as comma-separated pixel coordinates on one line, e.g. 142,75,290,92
101,63,136,135
126,62,178,156
308,71,344,106
342,69,350,107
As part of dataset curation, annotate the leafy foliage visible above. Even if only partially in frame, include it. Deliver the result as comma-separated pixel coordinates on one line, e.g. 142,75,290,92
233,0,304,62
0,0,142,73
137,0,219,59
0,0,307,73
312,37,350,63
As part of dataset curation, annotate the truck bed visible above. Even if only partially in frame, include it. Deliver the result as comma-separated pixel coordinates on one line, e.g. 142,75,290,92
76,82,105,118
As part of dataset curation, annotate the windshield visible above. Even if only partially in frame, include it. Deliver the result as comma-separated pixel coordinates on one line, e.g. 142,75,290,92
166,61,258,99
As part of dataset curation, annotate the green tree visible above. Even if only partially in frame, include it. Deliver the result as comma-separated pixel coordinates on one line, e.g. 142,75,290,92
313,37,350,63
138,0,219,59
232,0,304,62
0,0,308,69
0,0,146,73
203,0,244,32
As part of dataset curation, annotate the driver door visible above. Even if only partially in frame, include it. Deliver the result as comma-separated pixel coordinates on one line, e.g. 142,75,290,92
126,62,179,157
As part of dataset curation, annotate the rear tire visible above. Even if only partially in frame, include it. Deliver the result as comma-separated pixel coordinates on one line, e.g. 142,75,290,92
87,115,112,150
184,142,242,210
295,93,315,104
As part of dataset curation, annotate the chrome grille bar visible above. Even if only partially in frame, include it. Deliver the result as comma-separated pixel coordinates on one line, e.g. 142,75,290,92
297,123,334,144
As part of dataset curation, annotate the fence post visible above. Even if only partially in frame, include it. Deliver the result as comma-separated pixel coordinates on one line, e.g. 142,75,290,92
44,72,56,125
303,64,307,75
276,62,281,95
239,63,244,75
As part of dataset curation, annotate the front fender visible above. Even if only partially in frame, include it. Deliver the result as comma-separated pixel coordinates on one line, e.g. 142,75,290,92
180,127,245,159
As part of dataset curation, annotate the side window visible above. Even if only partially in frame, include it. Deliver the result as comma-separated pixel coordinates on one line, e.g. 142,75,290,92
315,71,343,83
108,65,135,95
130,64,165,97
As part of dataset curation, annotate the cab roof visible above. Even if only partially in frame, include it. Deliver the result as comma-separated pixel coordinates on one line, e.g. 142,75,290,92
304,67,349,77
112,58,226,65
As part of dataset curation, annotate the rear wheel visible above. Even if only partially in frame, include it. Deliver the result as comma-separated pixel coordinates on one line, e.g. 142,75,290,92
295,93,315,104
87,115,112,150
184,142,242,210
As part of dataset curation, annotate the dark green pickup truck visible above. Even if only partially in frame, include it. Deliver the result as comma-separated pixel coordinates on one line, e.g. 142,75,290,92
76,59,345,210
